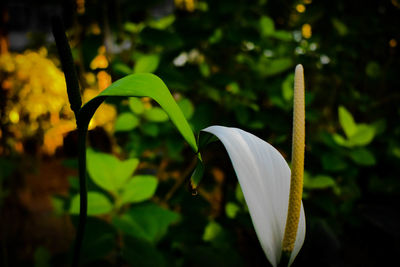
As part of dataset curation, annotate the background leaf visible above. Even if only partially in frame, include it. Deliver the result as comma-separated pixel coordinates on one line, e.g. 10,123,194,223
120,175,158,204
112,203,180,243
349,148,376,165
259,16,275,37
178,98,195,119
133,54,160,73
114,112,139,132
70,192,113,215
87,149,139,192
129,97,145,114
304,174,336,190
339,106,357,138
347,124,375,147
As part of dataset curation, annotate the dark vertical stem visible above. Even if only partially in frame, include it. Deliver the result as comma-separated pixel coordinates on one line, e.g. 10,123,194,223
72,126,88,267
51,16,86,267
51,16,82,117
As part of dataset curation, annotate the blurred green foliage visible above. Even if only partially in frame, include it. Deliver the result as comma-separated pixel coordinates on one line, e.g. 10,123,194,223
1,0,400,266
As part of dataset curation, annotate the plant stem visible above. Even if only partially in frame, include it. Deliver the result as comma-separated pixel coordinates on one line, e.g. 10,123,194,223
51,16,86,266
51,16,82,117
72,126,88,266
277,251,290,267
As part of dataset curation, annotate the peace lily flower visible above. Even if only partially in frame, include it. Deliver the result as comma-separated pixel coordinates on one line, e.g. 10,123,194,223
201,65,306,267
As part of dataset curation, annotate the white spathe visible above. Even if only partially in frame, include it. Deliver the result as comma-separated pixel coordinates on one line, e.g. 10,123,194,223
202,125,305,267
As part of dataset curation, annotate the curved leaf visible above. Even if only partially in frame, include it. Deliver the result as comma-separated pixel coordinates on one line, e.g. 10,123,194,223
78,73,197,152
144,107,169,122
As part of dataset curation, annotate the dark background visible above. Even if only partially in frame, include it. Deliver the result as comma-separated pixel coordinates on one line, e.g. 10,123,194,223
1,0,400,266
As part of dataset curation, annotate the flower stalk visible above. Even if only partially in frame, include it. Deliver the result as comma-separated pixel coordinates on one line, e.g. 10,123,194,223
282,64,305,254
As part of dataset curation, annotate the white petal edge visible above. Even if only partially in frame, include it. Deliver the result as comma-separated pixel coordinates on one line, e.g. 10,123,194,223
202,126,305,267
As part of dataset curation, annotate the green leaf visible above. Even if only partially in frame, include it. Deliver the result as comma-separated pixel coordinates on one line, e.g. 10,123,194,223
124,22,144,33
133,54,160,73
79,73,198,155
331,18,348,36
272,30,292,41
258,57,293,77
209,28,223,44
178,98,195,120
332,133,347,146
347,124,375,147
148,15,175,30
226,82,240,94
87,149,139,192
333,123,375,148
144,107,169,122
282,73,294,102
129,97,145,114
365,61,380,79
120,175,158,204
259,16,275,37
235,183,247,210
349,148,376,165
190,159,204,189
304,174,336,189
199,62,211,77
203,221,223,242
115,112,139,132
70,192,113,215
112,203,180,243
112,62,132,75
338,106,357,138
225,202,240,219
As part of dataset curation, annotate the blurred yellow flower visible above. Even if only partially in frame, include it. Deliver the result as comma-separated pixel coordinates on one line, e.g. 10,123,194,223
389,38,397,48
296,4,306,13
0,48,116,155
97,70,112,91
43,120,76,155
77,0,85,14
90,46,109,70
175,0,195,12
9,110,19,124
301,24,312,39
83,73,116,132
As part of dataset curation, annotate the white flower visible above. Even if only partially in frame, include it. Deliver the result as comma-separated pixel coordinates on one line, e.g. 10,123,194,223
201,126,305,267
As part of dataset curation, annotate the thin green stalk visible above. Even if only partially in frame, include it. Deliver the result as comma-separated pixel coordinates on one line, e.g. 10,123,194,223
72,126,88,266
